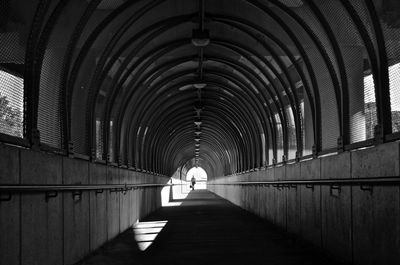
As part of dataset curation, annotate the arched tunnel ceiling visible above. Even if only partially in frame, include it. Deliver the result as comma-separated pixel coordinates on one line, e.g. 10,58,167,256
6,0,399,179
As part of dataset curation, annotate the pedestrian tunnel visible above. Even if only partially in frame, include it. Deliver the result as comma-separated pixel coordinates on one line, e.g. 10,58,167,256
0,1,400,265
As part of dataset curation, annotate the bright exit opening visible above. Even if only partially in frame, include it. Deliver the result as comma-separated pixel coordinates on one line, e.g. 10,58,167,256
161,167,208,207
186,167,207,190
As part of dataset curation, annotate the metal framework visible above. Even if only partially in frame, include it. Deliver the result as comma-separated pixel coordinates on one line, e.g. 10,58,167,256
1,0,399,179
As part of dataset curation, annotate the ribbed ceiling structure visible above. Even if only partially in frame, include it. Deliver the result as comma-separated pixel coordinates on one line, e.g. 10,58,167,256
1,0,400,179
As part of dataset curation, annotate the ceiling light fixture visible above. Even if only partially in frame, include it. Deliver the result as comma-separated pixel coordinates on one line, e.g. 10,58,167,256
193,83,207,89
192,29,210,47
178,85,193,91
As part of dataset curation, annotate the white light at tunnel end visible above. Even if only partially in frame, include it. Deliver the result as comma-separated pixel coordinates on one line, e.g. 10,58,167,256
186,166,207,182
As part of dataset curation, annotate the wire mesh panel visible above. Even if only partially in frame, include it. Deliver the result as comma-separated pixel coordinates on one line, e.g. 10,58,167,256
315,1,373,144
348,0,379,142
109,120,115,162
306,53,339,150
377,1,400,133
268,135,274,166
37,48,64,149
272,1,340,150
70,0,139,157
275,113,284,162
0,0,26,65
301,96,313,156
249,2,316,157
280,0,353,149
344,45,371,143
286,106,296,160
388,63,400,132
281,0,342,91
364,73,377,139
260,132,266,166
70,77,91,155
37,1,92,149
266,117,274,165
0,69,23,137
0,0,30,141
349,0,379,52
95,119,104,160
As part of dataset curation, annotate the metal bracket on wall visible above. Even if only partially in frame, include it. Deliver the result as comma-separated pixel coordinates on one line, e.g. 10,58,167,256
360,185,373,194
305,184,315,191
110,188,123,193
0,192,12,202
45,191,58,202
273,183,283,190
330,185,341,196
72,190,82,201
121,184,129,194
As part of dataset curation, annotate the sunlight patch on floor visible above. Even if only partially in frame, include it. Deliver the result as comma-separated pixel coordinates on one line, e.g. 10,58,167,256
161,179,190,207
163,201,183,207
160,178,208,207
133,221,168,251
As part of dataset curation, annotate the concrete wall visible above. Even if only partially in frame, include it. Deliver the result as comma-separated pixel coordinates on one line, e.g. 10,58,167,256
0,144,168,265
208,141,400,265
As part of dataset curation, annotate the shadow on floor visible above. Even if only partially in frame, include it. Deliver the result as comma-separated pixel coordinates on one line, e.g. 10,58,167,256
76,190,344,265
169,190,223,206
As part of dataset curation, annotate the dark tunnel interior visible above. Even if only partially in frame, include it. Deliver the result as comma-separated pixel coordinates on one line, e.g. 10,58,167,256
1,0,400,177
1,1,400,264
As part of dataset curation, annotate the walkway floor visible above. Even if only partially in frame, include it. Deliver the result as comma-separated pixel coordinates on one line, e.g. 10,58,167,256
77,190,341,265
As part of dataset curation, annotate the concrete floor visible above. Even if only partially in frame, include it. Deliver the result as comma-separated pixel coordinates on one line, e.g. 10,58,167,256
77,190,343,265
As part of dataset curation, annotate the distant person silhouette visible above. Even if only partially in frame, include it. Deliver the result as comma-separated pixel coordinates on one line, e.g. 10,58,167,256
190,176,196,190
